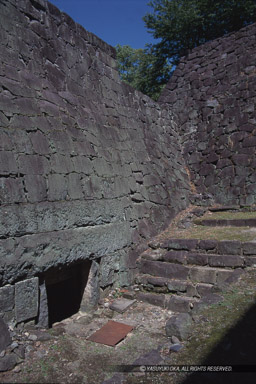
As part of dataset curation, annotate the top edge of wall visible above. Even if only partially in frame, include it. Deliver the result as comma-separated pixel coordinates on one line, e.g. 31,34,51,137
5,0,117,59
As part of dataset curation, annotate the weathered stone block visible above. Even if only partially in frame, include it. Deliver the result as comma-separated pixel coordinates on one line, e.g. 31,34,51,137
163,251,187,264
0,151,18,174
30,131,50,154
186,253,208,266
0,285,14,313
167,280,187,293
189,267,217,284
199,240,218,252
18,155,50,175
67,173,83,199
137,292,165,308
217,241,242,255
161,239,199,251
47,174,67,201
166,295,193,313
216,270,235,286
166,313,193,340
37,282,49,328
25,175,47,203
0,178,25,204
15,278,39,323
208,255,244,268
0,317,11,353
140,260,189,280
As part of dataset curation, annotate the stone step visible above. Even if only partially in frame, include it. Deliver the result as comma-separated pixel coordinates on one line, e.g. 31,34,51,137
136,291,200,313
138,259,243,286
140,250,246,268
135,274,217,297
148,238,256,256
195,218,256,227
208,206,240,212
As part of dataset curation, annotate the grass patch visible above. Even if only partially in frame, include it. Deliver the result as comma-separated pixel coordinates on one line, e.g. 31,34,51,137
170,224,256,242
196,211,256,221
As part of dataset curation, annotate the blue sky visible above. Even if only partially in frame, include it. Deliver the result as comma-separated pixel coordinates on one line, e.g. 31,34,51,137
49,0,156,49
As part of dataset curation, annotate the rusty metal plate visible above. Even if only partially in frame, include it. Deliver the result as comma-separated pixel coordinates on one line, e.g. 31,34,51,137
87,320,134,346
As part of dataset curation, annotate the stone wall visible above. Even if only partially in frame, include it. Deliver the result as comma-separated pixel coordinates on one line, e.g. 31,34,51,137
0,0,190,324
160,23,256,206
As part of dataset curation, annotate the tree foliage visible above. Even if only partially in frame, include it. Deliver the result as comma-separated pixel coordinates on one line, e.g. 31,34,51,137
144,0,256,66
116,0,256,99
115,44,171,100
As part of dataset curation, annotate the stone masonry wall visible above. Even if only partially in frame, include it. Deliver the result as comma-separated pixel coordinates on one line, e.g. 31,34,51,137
160,23,256,206
0,0,190,323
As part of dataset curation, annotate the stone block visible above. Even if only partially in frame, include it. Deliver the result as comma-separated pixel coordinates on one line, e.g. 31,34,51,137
18,155,50,175
166,295,193,313
196,283,215,296
186,253,208,266
0,285,14,313
208,255,244,268
189,267,217,284
50,154,74,174
166,313,193,340
137,292,165,308
0,151,18,174
47,174,67,201
199,240,218,252
67,173,83,200
15,278,39,323
30,131,50,154
167,280,187,293
245,257,256,267
0,317,11,353
216,270,235,286
0,178,25,204
217,241,242,255
161,239,199,251
163,251,187,264
25,175,47,202
80,260,100,312
140,260,189,280
37,282,49,328
0,354,17,372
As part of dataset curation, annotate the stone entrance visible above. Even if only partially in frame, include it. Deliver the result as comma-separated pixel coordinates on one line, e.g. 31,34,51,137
44,261,91,327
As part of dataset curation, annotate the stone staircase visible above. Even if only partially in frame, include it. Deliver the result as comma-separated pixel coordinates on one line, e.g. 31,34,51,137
133,207,256,315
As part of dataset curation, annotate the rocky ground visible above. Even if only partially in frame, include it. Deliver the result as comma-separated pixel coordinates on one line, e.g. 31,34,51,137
1,206,256,384
1,267,256,384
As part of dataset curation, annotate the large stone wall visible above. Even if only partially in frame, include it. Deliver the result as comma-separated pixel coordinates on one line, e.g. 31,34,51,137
160,23,256,206
0,0,190,323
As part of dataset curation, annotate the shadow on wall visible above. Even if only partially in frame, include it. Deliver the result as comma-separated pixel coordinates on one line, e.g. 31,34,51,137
182,301,256,384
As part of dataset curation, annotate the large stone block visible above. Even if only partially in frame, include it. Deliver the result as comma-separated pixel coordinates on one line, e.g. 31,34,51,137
166,313,193,340
217,241,242,255
140,260,189,280
18,155,50,175
0,317,11,353
0,285,14,312
189,267,217,284
47,174,67,201
25,175,47,203
0,178,25,204
15,278,39,323
0,151,18,174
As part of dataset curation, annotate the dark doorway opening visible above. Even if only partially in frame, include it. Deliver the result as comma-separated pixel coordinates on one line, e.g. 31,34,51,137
45,260,91,327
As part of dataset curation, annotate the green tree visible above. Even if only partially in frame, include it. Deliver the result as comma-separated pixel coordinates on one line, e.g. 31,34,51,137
116,0,256,99
116,44,171,100
144,0,256,66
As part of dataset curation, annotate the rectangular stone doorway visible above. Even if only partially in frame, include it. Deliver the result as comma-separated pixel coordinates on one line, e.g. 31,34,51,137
40,260,94,328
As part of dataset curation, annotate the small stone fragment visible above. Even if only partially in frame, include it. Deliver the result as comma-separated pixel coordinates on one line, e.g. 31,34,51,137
170,344,183,352
171,336,180,344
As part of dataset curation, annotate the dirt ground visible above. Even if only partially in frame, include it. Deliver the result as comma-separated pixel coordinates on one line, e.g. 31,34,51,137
1,267,256,384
